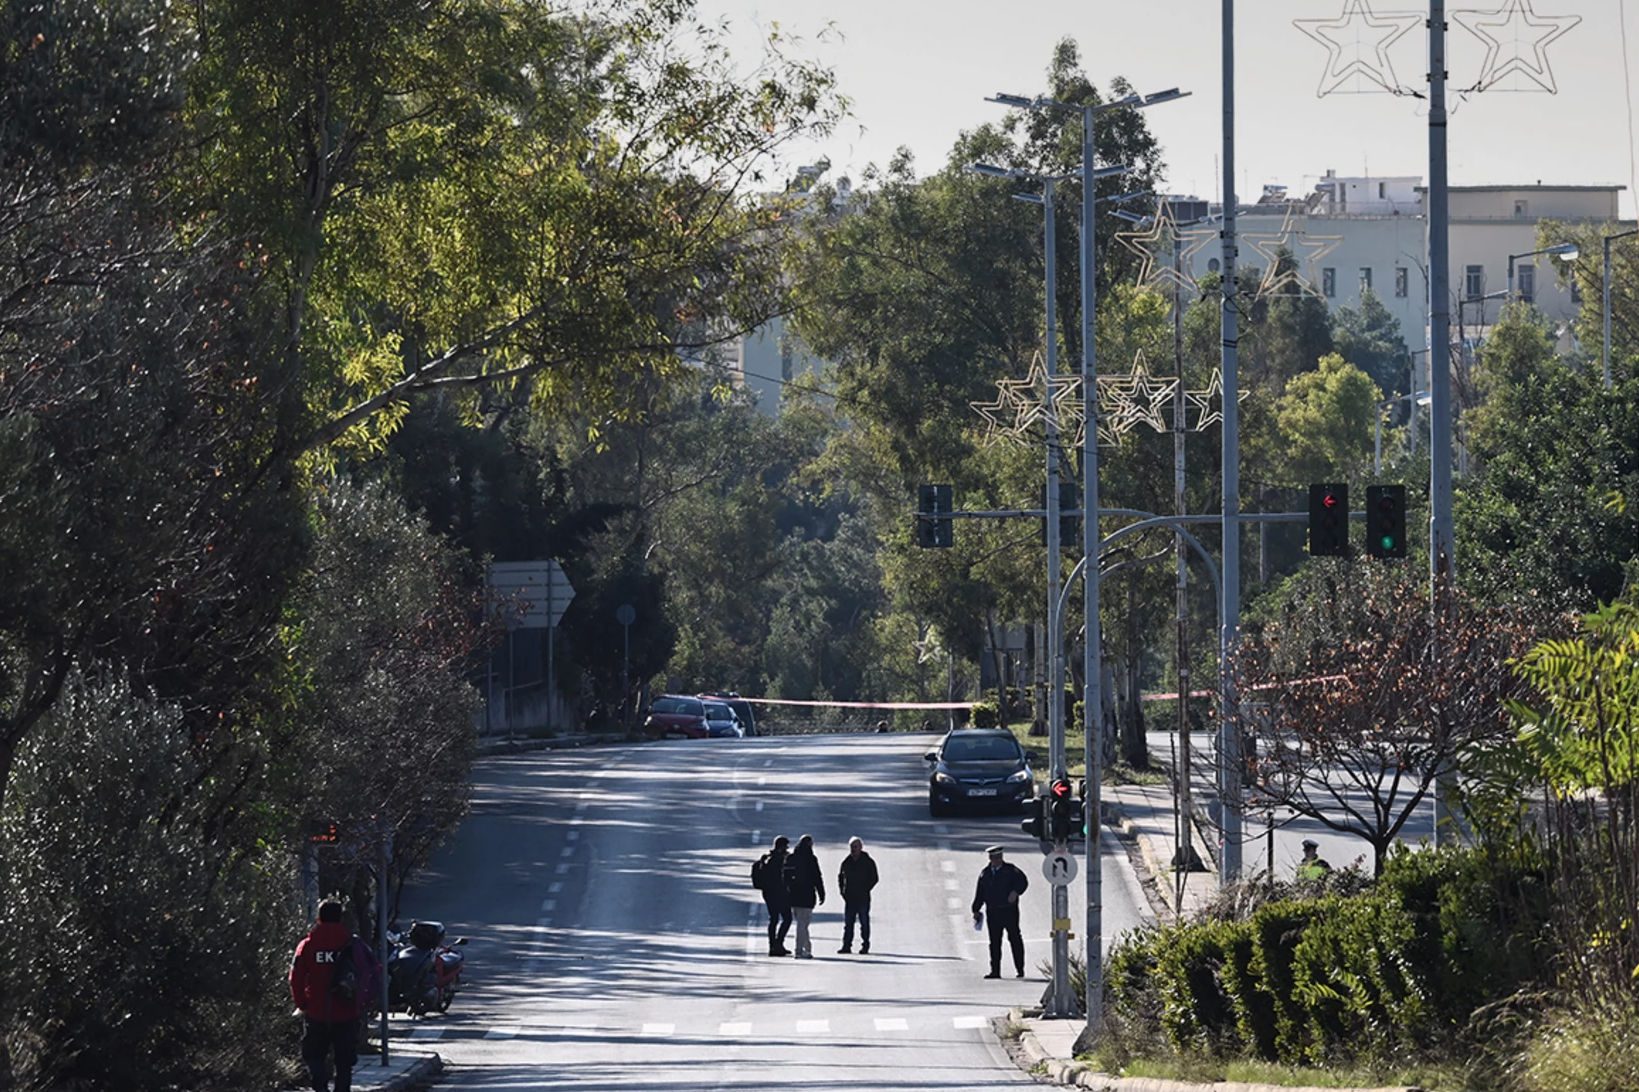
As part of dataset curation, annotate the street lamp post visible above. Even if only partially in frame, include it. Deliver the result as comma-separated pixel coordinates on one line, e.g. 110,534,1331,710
1506,242,1579,303
1603,229,1638,389
987,79,1189,1045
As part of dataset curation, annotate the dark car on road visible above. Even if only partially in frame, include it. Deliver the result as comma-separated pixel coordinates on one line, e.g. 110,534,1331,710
644,695,710,739
701,700,744,738
924,728,1036,816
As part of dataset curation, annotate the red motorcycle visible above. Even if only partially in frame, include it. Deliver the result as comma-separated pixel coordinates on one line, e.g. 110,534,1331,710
386,920,468,1015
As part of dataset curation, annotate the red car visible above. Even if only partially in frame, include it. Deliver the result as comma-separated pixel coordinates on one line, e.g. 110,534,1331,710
644,695,710,739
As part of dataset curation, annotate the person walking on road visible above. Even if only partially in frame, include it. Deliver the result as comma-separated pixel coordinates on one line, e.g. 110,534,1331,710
753,836,794,956
289,899,380,1092
971,845,1029,979
837,836,879,954
783,833,826,959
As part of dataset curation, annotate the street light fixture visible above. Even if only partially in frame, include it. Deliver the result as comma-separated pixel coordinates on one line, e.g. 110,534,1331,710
1602,228,1638,389
1374,390,1432,475
1507,242,1580,302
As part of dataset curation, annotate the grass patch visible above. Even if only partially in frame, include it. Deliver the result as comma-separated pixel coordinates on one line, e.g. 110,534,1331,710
1100,1053,1472,1090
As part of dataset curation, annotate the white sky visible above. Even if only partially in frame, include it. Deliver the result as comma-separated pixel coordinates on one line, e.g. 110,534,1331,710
694,0,1639,218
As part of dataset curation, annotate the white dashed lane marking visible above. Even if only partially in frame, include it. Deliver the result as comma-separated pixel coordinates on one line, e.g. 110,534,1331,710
559,845,575,858
548,881,563,894
484,1027,517,1040
555,863,571,875
642,1023,675,1037
874,1017,909,1031
400,1013,1012,1042
540,899,556,913
719,1021,752,1035
953,1015,988,1029
566,829,580,841
940,861,956,873
795,1019,830,1034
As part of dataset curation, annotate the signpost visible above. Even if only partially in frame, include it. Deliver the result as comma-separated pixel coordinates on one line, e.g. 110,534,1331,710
1043,849,1079,887
486,561,575,735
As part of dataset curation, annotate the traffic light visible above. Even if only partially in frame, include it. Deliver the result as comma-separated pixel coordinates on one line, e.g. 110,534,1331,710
916,483,954,548
1048,777,1074,842
1365,484,1408,559
1020,796,1046,840
306,821,340,845
1307,483,1350,557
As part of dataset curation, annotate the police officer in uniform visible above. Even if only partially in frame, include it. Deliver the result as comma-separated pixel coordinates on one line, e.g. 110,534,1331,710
971,845,1029,979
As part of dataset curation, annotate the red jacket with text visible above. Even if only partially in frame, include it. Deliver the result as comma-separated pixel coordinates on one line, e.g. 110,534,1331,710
289,920,375,1023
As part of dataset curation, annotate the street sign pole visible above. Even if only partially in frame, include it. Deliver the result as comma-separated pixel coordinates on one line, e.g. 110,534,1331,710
378,829,391,1067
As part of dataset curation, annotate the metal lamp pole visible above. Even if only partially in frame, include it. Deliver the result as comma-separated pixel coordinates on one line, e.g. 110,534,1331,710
1217,0,1243,887
1604,229,1638,388
1506,242,1580,302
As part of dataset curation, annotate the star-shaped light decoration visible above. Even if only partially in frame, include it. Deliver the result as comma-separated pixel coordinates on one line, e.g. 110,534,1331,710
1114,202,1217,295
1102,350,1178,435
1294,0,1423,97
1453,0,1580,93
1241,207,1342,299
1184,369,1251,431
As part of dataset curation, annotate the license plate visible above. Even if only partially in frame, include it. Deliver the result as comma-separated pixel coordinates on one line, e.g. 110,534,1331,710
967,788,998,796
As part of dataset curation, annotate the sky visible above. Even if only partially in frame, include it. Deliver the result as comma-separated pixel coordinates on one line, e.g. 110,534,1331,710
692,0,1639,219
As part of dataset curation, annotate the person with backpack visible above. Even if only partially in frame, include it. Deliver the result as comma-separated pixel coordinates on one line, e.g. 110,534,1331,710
836,835,879,954
782,834,826,959
289,899,380,1092
752,835,794,956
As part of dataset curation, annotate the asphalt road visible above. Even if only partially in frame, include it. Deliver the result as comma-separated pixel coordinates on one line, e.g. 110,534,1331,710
387,732,1153,1090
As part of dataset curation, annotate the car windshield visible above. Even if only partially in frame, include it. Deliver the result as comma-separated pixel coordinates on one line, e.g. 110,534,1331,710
703,703,733,720
652,697,702,716
943,735,1022,762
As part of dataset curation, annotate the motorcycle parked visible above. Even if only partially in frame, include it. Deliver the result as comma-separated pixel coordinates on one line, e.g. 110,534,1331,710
387,920,468,1015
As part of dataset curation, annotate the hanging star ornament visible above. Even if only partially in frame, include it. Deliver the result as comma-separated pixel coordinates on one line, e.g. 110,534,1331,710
1453,0,1580,93
1294,0,1423,97
1241,207,1343,299
1114,202,1217,295
1184,369,1251,431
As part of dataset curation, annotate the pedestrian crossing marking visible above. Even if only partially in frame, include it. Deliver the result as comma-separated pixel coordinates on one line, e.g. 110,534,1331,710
409,1026,445,1040
795,1019,830,1034
483,1027,518,1040
953,1015,987,1029
641,1023,675,1036
941,861,956,873
874,1017,909,1031
719,1021,752,1035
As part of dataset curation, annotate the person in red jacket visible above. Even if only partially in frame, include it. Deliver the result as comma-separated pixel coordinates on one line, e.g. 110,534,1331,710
289,899,377,1092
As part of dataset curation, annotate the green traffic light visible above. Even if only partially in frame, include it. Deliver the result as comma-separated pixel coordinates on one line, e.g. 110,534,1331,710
1380,536,1395,550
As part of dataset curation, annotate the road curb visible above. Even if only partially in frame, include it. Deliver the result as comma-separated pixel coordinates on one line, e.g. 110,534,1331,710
381,1051,443,1092
1007,1009,1423,1092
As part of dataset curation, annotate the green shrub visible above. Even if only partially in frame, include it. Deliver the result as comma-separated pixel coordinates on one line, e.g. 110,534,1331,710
1512,990,1639,1092
1217,921,1277,1061
1288,895,1430,1063
1249,900,1327,1063
970,699,999,729
1154,921,1243,1052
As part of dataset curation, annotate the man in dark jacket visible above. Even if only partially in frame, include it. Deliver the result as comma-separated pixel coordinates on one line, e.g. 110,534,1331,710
971,845,1029,979
836,836,879,954
755,836,794,956
290,899,379,1092
782,833,826,959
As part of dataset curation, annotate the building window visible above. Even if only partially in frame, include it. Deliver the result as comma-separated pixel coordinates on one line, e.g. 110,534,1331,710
1518,263,1535,304
1322,267,1336,298
1378,182,1387,199
1465,265,1485,300
1395,266,1409,298
1359,267,1373,293
1514,199,1529,218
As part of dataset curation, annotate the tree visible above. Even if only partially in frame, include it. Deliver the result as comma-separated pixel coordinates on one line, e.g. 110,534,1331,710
1332,289,1411,399
1263,352,1381,486
1234,564,1549,875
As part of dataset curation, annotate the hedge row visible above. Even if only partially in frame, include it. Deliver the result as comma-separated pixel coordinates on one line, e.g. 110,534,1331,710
1108,845,1553,1065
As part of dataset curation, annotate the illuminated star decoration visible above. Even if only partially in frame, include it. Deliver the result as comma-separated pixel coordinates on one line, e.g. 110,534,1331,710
1114,202,1217,295
1184,369,1251,431
1293,0,1423,97
976,352,1226,449
1241,207,1343,299
1453,0,1580,93
970,352,1078,447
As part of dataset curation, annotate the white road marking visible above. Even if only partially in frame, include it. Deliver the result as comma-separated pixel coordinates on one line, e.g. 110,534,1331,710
560,845,575,858
953,1015,987,1029
795,1019,830,1034
935,824,951,835
409,1026,445,1041
569,815,583,826
575,800,588,812
642,1023,675,1037
567,829,580,841
938,842,952,853
940,861,956,873
549,881,563,894
752,830,761,843
484,1027,518,1040
757,776,766,786
946,896,963,910
540,899,556,913
754,800,764,812
944,879,959,892
719,1021,753,1035
874,1017,909,1032
555,863,570,875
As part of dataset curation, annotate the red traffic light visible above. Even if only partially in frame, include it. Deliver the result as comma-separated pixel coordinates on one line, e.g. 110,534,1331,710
1322,492,1339,509
307,821,340,845
1050,778,1073,799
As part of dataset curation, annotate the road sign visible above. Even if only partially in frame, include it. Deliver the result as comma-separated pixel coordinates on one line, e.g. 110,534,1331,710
1042,849,1078,886
489,560,575,628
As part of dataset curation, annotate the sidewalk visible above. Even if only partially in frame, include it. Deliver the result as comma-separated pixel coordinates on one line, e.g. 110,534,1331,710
1009,1010,1425,1092
294,1048,441,1092
1103,780,1219,923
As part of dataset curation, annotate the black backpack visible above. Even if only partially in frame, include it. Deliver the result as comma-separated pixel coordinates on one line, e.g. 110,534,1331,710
750,854,769,891
328,941,359,1002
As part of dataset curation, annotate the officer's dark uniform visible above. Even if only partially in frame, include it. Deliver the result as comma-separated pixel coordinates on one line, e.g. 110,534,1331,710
971,847,1029,978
